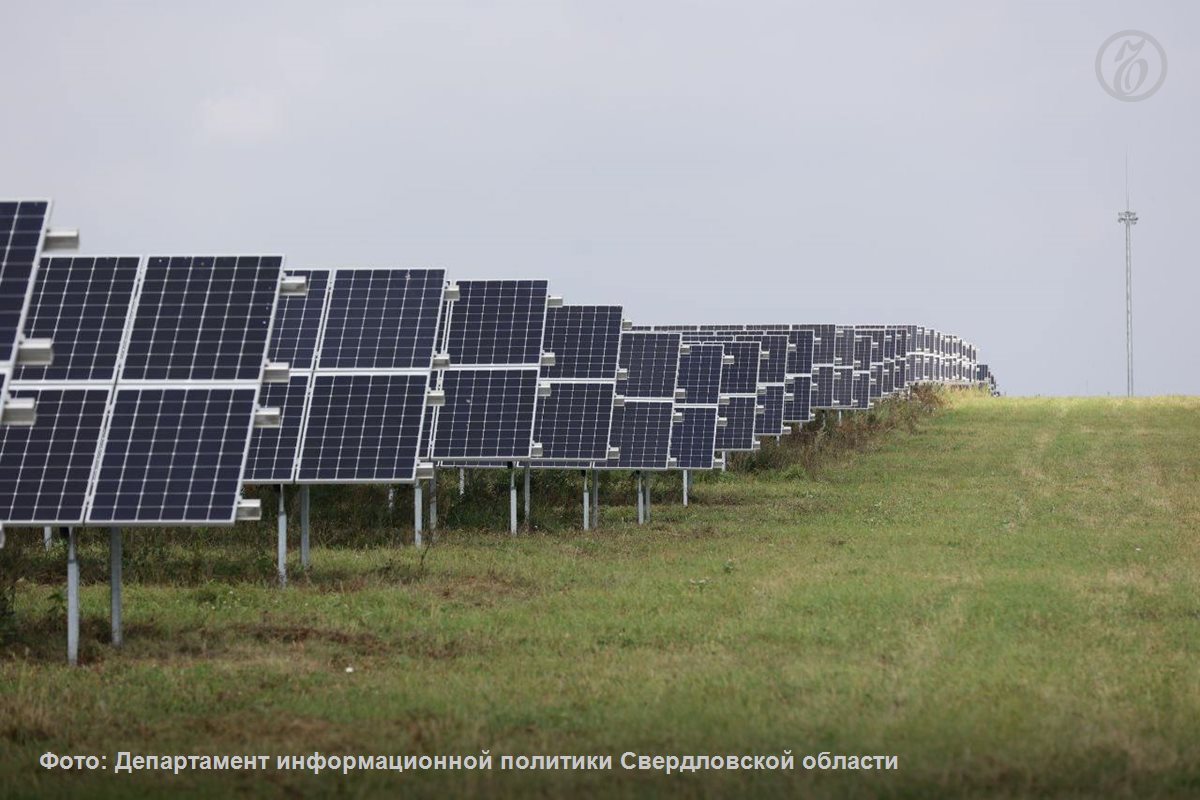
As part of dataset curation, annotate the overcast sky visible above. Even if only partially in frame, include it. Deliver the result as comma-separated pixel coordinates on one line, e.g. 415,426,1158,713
3,2,1195,396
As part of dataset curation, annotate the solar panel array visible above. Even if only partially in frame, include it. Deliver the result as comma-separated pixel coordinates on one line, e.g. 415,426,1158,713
0,198,1000,539
603,331,682,470
0,248,286,527
533,305,622,462
432,280,548,462
671,342,724,469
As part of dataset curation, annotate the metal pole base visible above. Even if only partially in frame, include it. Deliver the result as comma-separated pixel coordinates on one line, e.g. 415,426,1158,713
582,471,590,531
509,466,518,535
66,528,78,666
277,485,288,588
110,527,122,648
300,485,310,570
414,483,424,547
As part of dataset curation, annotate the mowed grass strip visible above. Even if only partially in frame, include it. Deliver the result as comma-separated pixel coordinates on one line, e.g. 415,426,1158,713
2,395,1200,798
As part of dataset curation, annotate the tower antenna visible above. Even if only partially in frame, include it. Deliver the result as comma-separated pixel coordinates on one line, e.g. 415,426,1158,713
1118,155,1137,397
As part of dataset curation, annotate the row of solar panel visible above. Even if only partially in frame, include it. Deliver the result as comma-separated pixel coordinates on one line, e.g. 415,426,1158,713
0,198,995,531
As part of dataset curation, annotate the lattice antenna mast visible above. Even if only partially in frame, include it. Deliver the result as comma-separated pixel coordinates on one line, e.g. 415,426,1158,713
1118,156,1137,397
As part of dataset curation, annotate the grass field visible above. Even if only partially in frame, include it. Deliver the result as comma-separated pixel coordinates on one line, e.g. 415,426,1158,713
2,393,1199,798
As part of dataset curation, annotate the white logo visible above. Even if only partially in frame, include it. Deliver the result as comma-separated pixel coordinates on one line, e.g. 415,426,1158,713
1096,31,1167,102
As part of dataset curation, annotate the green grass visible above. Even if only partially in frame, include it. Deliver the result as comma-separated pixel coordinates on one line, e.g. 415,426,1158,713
2,393,1199,798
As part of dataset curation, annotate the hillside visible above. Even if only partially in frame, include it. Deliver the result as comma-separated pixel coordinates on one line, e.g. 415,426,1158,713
3,394,1199,798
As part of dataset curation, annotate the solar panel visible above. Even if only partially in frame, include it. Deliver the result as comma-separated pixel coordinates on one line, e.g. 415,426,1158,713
14,256,140,382
445,280,548,366
618,332,681,399
294,268,445,482
530,304,623,463
433,368,539,459
431,279,547,463
715,395,757,451
670,342,724,470
676,342,723,405
670,406,719,470
267,269,329,369
541,305,622,379
606,400,674,469
318,269,442,370
0,255,143,525
0,200,50,366
834,366,854,407
757,385,785,436
597,331,682,470
0,388,109,524
244,374,310,483
534,382,616,461
853,334,872,409
718,341,759,394
87,255,284,524
297,373,428,481
122,256,280,382
89,387,259,524
245,269,331,483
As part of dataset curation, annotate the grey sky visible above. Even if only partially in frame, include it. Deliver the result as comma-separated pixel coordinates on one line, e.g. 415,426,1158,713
3,1,1195,396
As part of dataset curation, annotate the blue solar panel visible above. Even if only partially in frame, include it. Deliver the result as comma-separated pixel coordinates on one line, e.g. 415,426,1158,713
447,280,548,366
787,375,814,422
715,396,757,451
0,200,49,366
433,369,539,459
605,400,674,469
812,365,835,409
834,366,854,407
676,343,723,405
318,269,444,370
14,256,140,382
533,382,615,460
541,305,622,379
617,332,681,399
853,371,872,410
719,341,759,394
757,385,785,436
739,334,787,383
0,388,109,524
267,269,329,369
671,406,718,470
123,255,282,381
90,387,259,524
245,374,310,483
297,373,427,481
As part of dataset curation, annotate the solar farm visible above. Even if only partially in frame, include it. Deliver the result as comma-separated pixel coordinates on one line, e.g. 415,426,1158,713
5,198,1200,799
0,198,996,663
